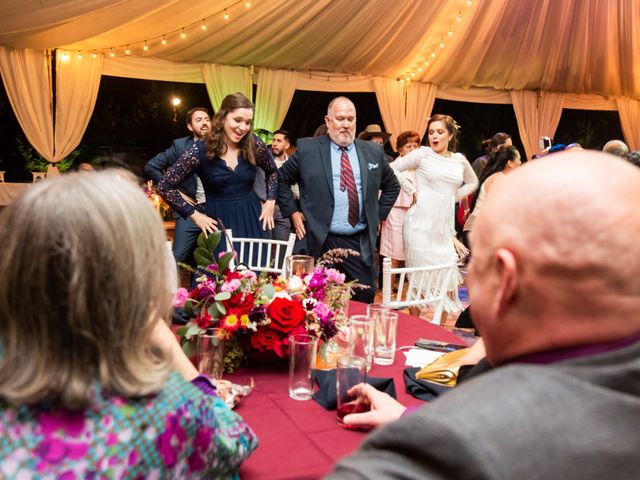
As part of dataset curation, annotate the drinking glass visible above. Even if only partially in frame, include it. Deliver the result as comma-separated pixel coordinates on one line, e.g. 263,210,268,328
288,333,318,400
336,355,369,428
349,315,374,370
372,311,398,365
285,255,315,279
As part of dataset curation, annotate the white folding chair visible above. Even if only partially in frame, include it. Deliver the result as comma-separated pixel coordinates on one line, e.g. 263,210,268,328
382,257,458,325
225,229,296,275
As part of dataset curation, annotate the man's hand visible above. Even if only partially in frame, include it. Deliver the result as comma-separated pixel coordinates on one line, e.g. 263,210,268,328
260,199,276,231
190,210,218,237
342,384,407,429
179,191,197,206
291,211,307,240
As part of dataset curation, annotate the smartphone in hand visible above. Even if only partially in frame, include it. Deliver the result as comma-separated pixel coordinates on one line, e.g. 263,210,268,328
414,339,466,353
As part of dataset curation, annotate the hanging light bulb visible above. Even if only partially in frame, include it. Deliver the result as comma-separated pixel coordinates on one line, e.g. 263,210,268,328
125,45,131,55
431,52,436,58
246,1,251,7
224,9,229,20
77,53,83,60
201,19,207,30
109,49,115,57
143,41,149,51
162,35,167,45
418,67,423,72
181,28,186,39
60,51,69,61
440,40,445,48
448,30,453,36
457,13,462,22
91,52,97,59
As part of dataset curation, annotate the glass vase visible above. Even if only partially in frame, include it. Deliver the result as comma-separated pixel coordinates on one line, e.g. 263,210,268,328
197,328,225,379
315,327,350,370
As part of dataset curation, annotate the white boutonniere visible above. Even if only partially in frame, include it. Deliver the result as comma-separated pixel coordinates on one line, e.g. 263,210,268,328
367,163,379,170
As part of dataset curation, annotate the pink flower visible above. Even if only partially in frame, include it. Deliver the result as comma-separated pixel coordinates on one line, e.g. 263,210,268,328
325,268,346,284
221,278,241,292
313,301,334,322
173,288,189,308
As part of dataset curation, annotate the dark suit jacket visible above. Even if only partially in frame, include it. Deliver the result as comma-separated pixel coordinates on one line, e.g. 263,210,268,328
277,135,399,263
144,136,198,200
329,339,640,479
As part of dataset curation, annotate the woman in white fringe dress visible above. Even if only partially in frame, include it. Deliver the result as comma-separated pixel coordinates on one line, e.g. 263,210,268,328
391,114,478,317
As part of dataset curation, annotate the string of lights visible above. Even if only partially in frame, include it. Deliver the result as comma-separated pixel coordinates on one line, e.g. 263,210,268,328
58,0,254,61
398,0,474,83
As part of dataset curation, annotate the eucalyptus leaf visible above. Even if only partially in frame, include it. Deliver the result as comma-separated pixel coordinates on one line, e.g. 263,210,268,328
182,340,197,358
215,291,231,301
186,324,201,338
262,283,276,298
208,303,222,319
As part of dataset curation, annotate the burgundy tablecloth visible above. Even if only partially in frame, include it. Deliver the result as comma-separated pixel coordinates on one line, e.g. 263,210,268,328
229,302,464,479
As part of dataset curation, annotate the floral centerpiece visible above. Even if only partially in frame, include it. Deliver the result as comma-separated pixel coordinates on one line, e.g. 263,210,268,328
174,232,356,373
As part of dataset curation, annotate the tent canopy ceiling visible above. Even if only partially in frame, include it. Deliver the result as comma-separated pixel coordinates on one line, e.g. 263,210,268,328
1,0,639,99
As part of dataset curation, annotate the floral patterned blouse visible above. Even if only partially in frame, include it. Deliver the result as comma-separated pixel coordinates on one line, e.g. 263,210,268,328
0,372,257,479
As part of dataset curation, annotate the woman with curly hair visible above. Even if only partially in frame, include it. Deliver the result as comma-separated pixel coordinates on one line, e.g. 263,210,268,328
159,92,277,248
391,114,478,316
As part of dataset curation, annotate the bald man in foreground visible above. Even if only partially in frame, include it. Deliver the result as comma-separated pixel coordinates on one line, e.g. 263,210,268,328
327,151,640,479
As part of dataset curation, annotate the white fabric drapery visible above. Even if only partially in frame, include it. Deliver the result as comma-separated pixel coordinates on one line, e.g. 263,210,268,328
405,82,437,143
0,46,54,161
616,98,640,151
254,68,297,132
511,90,564,160
201,64,252,112
54,50,103,162
373,78,405,149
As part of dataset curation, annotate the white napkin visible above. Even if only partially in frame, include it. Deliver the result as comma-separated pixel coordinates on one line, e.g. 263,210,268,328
403,348,445,368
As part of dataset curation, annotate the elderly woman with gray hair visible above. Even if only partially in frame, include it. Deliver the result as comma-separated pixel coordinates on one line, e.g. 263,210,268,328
0,171,257,478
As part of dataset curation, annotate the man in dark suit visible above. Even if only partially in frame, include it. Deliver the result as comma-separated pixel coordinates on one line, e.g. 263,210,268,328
143,107,210,267
277,97,400,302
327,151,640,479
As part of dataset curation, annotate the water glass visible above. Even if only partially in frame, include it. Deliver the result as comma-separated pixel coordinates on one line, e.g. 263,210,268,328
288,333,318,401
336,355,369,428
372,311,398,365
285,255,314,279
349,315,374,370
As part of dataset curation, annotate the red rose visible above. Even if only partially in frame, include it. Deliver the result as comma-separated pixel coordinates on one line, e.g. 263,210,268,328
250,327,287,357
223,292,255,312
267,297,305,334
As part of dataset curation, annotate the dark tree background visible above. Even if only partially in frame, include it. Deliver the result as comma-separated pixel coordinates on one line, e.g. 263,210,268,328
0,77,626,180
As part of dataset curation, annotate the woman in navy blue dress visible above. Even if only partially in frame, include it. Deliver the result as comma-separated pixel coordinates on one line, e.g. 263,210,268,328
158,93,277,250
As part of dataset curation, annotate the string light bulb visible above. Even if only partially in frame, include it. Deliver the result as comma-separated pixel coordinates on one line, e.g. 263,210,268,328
143,41,149,51
448,30,453,36
457,13,462,21
91,52,97,59
181,28,186,39
77,53,83,60
467,0,472,5
109,49,115,57
60,52,69,61
431,52,436,58
224,9,229,20
125,46,131,55
201,19,207,30
162,35,167,45
246,1,251,7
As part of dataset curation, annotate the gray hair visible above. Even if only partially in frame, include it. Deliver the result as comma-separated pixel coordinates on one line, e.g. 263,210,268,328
0,171,173,408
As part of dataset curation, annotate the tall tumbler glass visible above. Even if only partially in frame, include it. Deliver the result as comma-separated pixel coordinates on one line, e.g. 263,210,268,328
288,333,318,400
349,315,374,370
372,311,398,365
336,355,369,428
